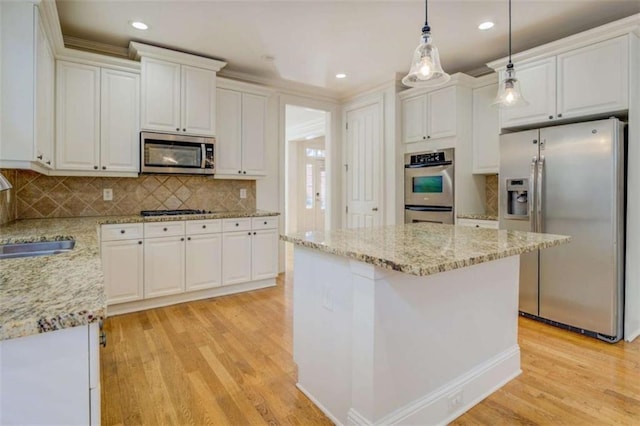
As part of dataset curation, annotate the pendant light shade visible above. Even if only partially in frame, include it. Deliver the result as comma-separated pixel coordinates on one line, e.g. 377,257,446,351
493,0,528,108
402,0,450,87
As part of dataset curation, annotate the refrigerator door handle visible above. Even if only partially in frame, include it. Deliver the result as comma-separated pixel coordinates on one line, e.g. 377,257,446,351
530,156,537,232
537,155,545,233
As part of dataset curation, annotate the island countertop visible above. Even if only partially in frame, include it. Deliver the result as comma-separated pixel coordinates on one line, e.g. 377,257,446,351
0,210,279,341
281,223,570,276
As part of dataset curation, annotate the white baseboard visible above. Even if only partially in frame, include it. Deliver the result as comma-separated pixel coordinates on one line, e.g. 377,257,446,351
296,383,345,426
624,327,640,342
376,345,521,426
106,278,276,316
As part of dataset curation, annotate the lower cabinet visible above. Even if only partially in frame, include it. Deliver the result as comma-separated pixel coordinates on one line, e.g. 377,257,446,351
144,235,186,298
101,239,144,304
0,323,100,425
251,229,279,280
186,233,222,291
457,218,499,229
222,231,253,285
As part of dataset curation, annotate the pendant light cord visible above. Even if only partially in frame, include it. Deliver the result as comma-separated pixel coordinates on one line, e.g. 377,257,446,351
508,0,513,68
422,0,430,33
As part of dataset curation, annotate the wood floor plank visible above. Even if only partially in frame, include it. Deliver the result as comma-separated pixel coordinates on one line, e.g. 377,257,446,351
101,267,640,425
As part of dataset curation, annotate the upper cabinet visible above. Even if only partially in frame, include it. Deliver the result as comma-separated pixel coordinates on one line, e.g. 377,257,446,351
0,2,55,170
497,35,630,129
215,80,271,178
472,82,500,174
401,86,457,143
56,61,140,173
132,42,227,137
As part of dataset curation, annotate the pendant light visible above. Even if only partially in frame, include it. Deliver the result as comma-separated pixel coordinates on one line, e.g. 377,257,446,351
401,0,450,87
493,0,528,107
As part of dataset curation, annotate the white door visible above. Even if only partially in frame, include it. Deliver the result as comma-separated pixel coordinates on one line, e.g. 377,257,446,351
215,88,243,175
101,239,143,304
427,86,457,139
100,69,140,172
56,61,100,171
181,65,216,136
144,236,185,298
251,229,279,280
346,103,382,228
402,95,426,143
185,233,222,291
297,140,326,232
241,93,267,175
34,13,55,168
222,231,252,285
141,57,181,133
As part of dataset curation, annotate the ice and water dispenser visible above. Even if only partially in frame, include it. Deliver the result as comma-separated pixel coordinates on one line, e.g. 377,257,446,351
505,179,528,218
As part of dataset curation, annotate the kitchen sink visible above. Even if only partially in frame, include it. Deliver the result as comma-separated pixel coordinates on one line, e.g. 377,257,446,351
0,240,76,260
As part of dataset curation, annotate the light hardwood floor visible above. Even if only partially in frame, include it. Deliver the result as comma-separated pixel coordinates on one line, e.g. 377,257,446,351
101,270,640,425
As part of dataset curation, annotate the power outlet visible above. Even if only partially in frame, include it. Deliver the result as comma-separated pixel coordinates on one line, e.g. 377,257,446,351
447,390,463,411
240,188,247,199
103,188,113,201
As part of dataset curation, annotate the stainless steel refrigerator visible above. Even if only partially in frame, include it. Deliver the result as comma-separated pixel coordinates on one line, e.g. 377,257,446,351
499,118,625,342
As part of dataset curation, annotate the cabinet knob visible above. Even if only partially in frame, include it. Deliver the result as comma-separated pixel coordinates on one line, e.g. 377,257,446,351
475,225,480,228
180,237,185,241
37,154,43,160
46,161,51,165
558,113,563,118
248,232,251,235
235,223,239,227
187,237,191,241
120,229,125,234
243,171,247,174
94,166,98,170
102,166,106,170
253,232,256,235
176,128,180,131
183,128,186,132
549,115,554,120
264,221,267,225
238,170,242,174
163,227,168,231
202,225,206,229
422,136,426,140
427,135,431,139
138,241,142,245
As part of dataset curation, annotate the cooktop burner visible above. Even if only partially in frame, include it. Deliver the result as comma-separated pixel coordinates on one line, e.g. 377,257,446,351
140,209,212,217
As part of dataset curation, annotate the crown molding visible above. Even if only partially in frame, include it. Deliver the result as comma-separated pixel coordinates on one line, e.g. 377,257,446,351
488,13,640,71
57,47,140,71
63,35,129,58
216,76,274,97
37,0,65,54
398,72,478,99
129,41,227,72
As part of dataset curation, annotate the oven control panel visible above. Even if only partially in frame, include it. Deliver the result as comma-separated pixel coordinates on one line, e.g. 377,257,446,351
405,149,453,167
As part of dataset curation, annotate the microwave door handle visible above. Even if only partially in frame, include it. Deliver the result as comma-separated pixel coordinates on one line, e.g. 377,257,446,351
201,144,206,168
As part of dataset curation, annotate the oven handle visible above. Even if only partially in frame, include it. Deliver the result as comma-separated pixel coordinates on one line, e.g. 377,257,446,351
405,161,453,169
405,205,453,212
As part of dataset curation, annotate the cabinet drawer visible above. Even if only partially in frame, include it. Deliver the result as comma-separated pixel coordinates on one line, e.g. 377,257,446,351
222,218,252,232
457,219,499,229
101,223,143,241
252,216,278,230
144,221,185,238
186,219,222,235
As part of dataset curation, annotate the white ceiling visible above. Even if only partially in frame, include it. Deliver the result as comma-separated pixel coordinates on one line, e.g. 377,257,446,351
55,1,640,97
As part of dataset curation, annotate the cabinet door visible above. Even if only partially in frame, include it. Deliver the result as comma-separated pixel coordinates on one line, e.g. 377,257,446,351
185,233,222,291
215,88,243,175
427,86,457,139
557,36,629,119
56,61,101,171
251,229,278,280
101,239,143,304
402,95,427,143
221,231,252,285
500,57,557,129
141,57,181,132
241,93,267,175
181,65,216,136
100,69,140,172
144,236,185,298
34,12,55,168
472,83,500,173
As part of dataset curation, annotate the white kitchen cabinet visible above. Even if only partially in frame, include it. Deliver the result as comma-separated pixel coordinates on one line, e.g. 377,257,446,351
141,58,216,136
473,82,500,174
222,231,253,285
216,88,268,176
56,61,140,173
144,236,186,298
101,239,144,304
100,69,140,172
401,86,456,143
457,218,499,229
251,229,279,280
0,2,55,170
499,35,629,129
0,323,100,425
56,61,101,171
186,233,222,291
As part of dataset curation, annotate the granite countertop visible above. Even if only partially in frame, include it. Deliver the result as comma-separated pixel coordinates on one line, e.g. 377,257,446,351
0,210,279,341
281,223,569,277
457,213,499,221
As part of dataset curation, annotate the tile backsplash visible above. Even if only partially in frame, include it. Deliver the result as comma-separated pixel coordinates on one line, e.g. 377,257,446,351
0,170,18,225
485,174,498,216
4,170,256,220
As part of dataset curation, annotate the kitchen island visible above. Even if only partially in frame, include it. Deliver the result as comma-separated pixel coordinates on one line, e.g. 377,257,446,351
281,223,569,425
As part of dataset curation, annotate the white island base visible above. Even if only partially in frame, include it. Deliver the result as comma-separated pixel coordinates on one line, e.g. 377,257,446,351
293,247,522,425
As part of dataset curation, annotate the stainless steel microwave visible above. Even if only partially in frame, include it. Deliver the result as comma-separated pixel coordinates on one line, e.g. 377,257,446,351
140,132,215,175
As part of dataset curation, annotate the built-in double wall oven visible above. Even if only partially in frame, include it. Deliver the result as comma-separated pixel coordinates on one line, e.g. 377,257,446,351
404,148,454,224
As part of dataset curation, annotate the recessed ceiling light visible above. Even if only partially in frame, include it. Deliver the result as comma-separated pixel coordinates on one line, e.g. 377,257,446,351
478,21,495,30
131,21,148,30
335,73,347,79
